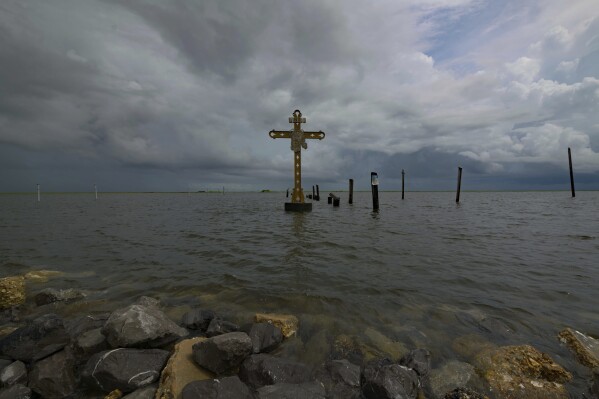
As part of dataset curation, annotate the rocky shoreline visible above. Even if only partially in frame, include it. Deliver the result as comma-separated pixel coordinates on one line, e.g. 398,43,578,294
1,271,598,399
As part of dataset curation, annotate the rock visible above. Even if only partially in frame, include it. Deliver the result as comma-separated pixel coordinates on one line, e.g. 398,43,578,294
451,334,494,360
329,359,360,387
34,288,86,306
155,337,214,399
135,296,160,308
443,387,487,399
400,348,431,377
0,360,27,387
193,332,252,375
0,276,25,310
181,309,216,331
254,313,298,338
474,344,572,399
558,328,599,369
28,349,76,399
0,313,70,362
364,328,407,360
72,327,109,360
23,270,64,283
82,348,170,393
0,384,32,399
428,360,476,398
256,382,326,399
246,323,283,353
239,354,312,389
102,304,188,348
0,327,18,339
65,313,110,338
181,376,253,399
206,319,239,337
331,334,364,364
122,384,157,399
0,359,12,372
360,358,419,399
105,390,123,399
592,368,599,397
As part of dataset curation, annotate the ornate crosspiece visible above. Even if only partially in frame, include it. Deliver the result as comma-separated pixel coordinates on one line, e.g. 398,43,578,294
269,110,325,204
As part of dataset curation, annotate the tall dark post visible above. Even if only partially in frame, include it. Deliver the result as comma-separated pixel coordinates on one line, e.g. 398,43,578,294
401,169,405,200
456,167,462,203
349,179,354,204
312,185,315,200
371,172,379,211
316,185,320,201
568,147,575,198
286,189,289,198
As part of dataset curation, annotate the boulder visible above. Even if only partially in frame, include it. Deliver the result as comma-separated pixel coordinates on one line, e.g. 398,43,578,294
331,334,364,364
0,384,32,399
254,313,298,338
0,360,27,387
206,319,239,338
193,332,252,375
102,304,188,348
82,348,170,393
246,323,283,353
474,344,572,399
23,270,64,283
0,276,25,310
364,328,407,360
122,384,157,399
443,387,487,399
239,354,312,389
28,349,76,399
181,309,215,331
428,360,477,398
65,313,110,338
360,358,419,399
72,327,109,360
0,313,70,362
558,328,599,368
256,382,326,399
181,376,253,399
155,337,214,399
592,368,599,397
400,348,431,377
329,359,360,387
34,288,85,306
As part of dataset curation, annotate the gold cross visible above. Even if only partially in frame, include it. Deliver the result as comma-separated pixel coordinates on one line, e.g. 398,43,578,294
269,109,325,203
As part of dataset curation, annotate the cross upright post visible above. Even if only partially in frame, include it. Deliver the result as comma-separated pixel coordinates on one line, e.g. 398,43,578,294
269,109,325,212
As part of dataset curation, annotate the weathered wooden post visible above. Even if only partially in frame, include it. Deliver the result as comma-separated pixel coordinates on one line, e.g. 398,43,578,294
349,179,354,204
316,185,320,201
371,172,379,211
456,167,462,203
312,185,315,200
568,147,575,198
329,193,340,207
268,110,326,212
286,189,289,198
328,195,332,204
401,169,405,200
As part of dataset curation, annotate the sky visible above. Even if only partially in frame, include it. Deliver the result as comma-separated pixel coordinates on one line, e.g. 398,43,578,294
1,0,599,192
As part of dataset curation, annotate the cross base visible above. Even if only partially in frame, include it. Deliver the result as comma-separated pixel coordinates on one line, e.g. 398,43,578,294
284,202,312,212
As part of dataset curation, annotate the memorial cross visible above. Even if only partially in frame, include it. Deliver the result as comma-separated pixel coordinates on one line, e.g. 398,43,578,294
269,110,325,209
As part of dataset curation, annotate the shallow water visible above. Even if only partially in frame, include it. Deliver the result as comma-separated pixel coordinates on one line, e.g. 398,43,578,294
1,191,598,396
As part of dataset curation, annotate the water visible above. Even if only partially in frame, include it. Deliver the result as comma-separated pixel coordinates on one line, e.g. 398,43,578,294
1,191,598,396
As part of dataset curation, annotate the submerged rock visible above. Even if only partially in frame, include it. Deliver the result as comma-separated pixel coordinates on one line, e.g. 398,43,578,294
329,359,360,387
34,288,85,306
0,360,27,387
239,354,312,389
181,376,253,399
181,309,216,331
23,270,64,283
428,360,477,398
256,382,326,399
558,328,599,369
363,327,408,361
206,319,239,338
72,327,108,360
193,332,252,375
360,358,419,399
28,349,77,399
65,313,110,338
82,348,170,393
254,313,299,338
0,276,25,310
102,304,188,348
474,344,572,399
155,337,214,399
400,348,431,378
246,322,283,353
0,384,31,399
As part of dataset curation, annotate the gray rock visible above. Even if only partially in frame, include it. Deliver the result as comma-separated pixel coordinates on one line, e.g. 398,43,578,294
102,304,188,348
0,360,26,387
0,359,12,372
181,376,253,399
443,387,486,399
0,314,70,362
65,313,110,338
400,348,431,377
193,332,252,375
72,327,108,360
361,358,419,399
592,368,599,397
428,360,476,398
239,354,312,389
181,309,216,331
206,319,239,338
329,359,360,387
135,296,160,308
28,349,76,399
82,348,170,393
0,384,31,399
34,288,85,306
256,382,326,399
122,383,158,399
246,323,283,353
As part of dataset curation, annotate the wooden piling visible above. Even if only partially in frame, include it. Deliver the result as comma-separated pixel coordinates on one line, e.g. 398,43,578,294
286,189,289,198
456,167,462,203
312,185,315,200
349,179,354,204
401,169,405,200
371,172,379,211
316,185,320,201
328,196,332,204
568,147,575,198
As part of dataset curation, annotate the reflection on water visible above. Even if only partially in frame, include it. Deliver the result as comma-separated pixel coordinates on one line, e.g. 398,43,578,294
1,191,598,396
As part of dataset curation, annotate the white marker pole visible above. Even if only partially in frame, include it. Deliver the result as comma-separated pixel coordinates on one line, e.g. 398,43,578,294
94,184,98,200
37,184,40,202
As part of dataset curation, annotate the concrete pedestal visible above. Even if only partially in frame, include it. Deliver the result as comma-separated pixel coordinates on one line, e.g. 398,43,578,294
284,202,312,212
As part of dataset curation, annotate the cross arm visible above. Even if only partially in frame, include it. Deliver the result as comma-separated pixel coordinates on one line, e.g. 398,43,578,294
303,131,325,140
269,130,291,139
